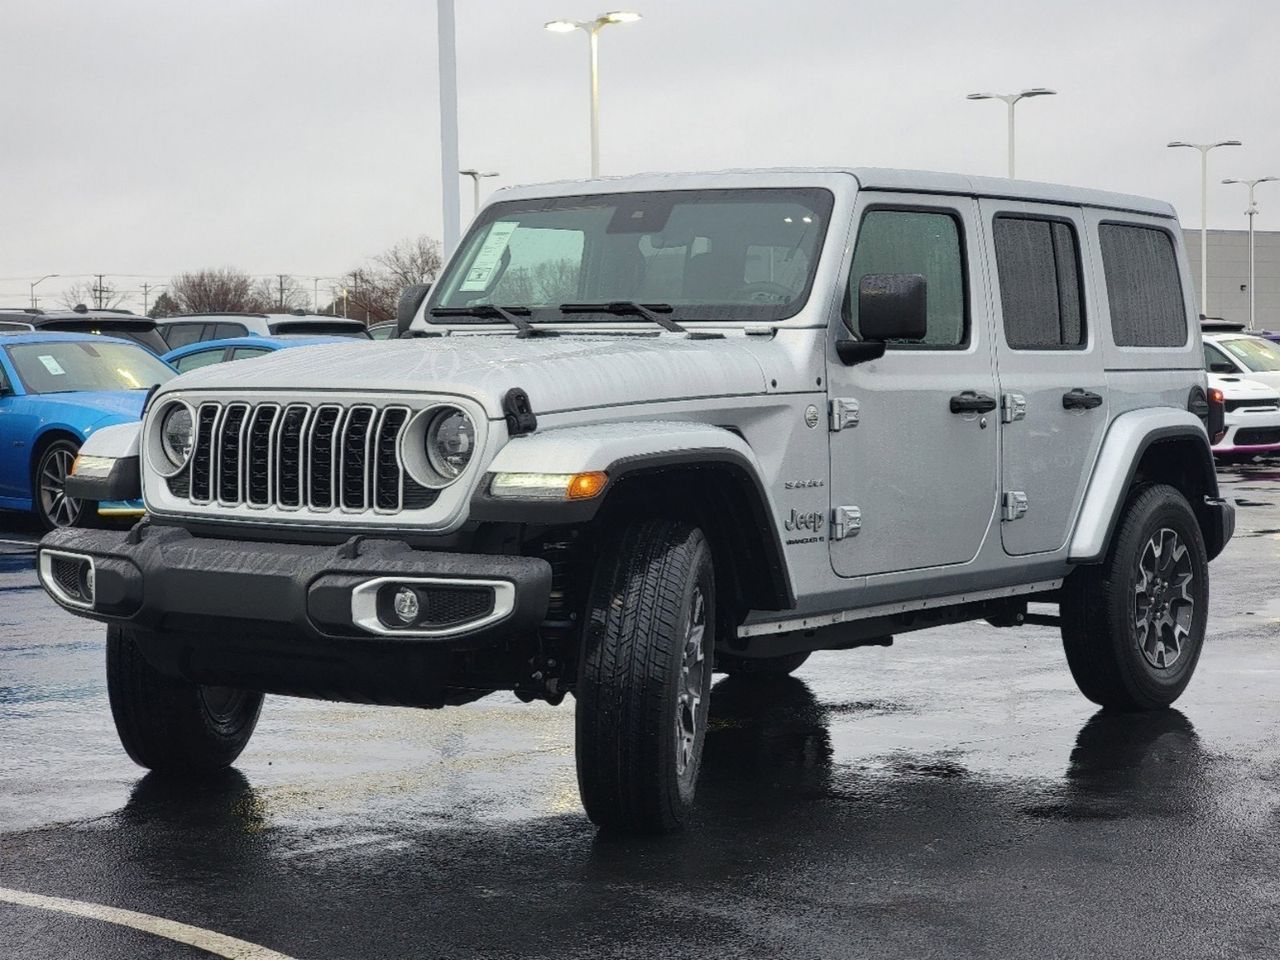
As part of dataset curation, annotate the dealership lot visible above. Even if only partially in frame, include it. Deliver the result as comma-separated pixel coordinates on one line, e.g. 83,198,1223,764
2,462,1280,959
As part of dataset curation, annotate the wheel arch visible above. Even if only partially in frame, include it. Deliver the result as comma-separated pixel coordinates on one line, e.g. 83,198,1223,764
1070,410,1226,564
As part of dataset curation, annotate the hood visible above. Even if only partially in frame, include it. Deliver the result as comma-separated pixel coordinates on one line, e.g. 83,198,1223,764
1209,373,1280,401
161,334,772,417
31,390,147,427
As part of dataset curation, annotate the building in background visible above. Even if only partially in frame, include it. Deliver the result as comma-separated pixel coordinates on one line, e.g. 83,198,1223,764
1183,229,1280,329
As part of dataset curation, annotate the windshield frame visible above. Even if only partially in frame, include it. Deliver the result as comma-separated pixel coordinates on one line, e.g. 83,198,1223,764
425,187,836,326
5,339,176,396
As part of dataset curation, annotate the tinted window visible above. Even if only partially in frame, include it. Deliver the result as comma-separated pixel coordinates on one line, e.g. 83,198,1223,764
1204,343,1237,372
174,349,225,373
229,347,271,361
993,217,1084,349
845,210,966,347
270,321,371,338
212,322,249,339
160,323,205,349
1099,224,1186,347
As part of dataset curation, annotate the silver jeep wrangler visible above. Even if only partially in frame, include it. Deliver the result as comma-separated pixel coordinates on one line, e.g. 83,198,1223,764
40,169,1234,834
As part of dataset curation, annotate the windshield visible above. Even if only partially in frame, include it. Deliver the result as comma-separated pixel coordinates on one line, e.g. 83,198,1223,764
1221,336,1280,373
428,188,834,324
6,341,175,394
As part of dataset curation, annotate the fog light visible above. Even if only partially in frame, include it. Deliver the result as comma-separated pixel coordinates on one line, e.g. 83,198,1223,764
81,564,96,604
392,587,419,624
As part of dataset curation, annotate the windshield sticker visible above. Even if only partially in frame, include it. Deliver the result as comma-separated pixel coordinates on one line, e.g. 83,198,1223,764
37,355,66,376
459,221,519,291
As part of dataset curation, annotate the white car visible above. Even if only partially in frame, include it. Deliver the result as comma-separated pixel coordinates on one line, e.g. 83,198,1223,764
1203,326,1280,392
1208,372,1280,458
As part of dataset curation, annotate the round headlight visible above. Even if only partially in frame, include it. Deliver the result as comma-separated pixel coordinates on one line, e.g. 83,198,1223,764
161,405,195,468
426,407,475,480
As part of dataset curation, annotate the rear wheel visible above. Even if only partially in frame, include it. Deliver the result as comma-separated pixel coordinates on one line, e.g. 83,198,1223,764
107,625,264,772
1060,484,1209,710
575,519,715,834
34,439,82,530
717,650,810,678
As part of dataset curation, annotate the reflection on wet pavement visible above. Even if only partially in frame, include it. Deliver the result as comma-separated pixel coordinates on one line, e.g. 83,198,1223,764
2,463,1280,957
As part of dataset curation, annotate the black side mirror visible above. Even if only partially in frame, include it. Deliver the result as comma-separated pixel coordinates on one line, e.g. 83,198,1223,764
396,283,433,337
835,273,928,365
859,273,927,341
1208,361,1236,374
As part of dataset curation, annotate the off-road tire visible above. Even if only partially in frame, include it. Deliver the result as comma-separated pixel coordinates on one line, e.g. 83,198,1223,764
1060,484,1209,710
717,650,810,678
575,519,715,834
107,625,264,772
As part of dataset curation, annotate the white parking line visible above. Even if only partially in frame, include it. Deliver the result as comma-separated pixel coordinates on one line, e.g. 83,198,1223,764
0,887,297,960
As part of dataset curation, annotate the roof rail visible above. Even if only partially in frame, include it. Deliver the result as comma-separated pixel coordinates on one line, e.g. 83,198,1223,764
166,311,271,319
0,307,43,314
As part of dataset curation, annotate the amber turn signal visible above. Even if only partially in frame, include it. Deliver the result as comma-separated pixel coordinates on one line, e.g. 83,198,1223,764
567,471,608,500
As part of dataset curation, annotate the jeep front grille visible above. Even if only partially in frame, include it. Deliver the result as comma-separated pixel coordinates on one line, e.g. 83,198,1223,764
168,401,439,514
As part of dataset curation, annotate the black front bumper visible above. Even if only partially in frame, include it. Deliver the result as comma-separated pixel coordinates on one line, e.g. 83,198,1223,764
38,524,552,706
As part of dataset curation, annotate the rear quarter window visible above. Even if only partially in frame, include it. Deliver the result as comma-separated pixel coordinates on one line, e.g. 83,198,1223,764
1098,223,1187,347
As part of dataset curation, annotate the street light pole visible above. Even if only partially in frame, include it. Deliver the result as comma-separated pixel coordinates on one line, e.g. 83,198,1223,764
965,88,1056,178
29,274,59,310
545,11,642,177
437,0,461,256
1168,140,1243,317
1223,176,1279,330
459,169,500,218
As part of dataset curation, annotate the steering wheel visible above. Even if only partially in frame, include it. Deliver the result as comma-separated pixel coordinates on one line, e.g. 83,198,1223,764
730,281,795,303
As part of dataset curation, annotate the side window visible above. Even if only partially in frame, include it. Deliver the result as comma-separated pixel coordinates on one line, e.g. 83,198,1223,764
213,323,248,339
229,347,271,361
174,349,225,373
845,210,966,347
1098,223,1187,347
0,361,10,394
1204,343,1236,373
159,323,204,350
993,216,1085,349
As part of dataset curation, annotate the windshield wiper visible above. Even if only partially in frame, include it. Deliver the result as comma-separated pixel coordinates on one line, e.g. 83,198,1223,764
558,301,722,340
429,305,555,338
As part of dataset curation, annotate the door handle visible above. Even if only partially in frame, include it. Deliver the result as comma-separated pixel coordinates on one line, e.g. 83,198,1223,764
949,391,998,414
1062,388,1103,411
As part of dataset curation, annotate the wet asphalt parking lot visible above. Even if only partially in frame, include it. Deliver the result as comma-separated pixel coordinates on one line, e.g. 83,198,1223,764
2,464,1279,959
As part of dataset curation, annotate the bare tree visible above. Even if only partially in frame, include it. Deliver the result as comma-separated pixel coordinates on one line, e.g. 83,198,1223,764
167,268,258,314
332,236,444,324
249,275,311,312
59,279,126,311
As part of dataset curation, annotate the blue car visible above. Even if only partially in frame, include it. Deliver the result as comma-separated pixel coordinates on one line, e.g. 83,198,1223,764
161,334,348,373
0,332,176,529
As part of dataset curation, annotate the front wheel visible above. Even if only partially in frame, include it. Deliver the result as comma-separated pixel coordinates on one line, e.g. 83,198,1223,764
575,519,715,834
1060,484,1209,710
106,625,264,772
34,439,82,530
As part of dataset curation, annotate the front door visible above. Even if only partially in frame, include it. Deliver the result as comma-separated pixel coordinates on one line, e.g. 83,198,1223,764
979,200,1108,556
828,194,999,578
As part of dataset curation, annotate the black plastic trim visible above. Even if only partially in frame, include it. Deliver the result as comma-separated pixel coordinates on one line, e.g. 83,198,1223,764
64,455,141,502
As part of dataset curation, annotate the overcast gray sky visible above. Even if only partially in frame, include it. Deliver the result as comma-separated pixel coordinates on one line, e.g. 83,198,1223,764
3,0,1277,310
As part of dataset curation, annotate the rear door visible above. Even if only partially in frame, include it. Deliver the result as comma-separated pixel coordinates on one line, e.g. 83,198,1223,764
980,200,1107,556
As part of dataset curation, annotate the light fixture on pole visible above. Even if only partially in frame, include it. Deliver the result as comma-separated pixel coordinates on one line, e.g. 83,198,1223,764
544,11,642,177
965,88,1056,179
459,169,500,217
1168,140,1243,317
1222,176,1278,330
29,274,59,309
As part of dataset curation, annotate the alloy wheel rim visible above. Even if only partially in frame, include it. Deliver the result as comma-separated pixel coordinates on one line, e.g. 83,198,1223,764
1134,527,1194,670
675,584,707,781
39,448,81,528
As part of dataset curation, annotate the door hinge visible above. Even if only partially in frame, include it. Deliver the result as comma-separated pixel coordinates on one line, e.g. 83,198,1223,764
831,505,862,540
1002,491,1029,522
829,398,859,431
1001,393,1027,423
